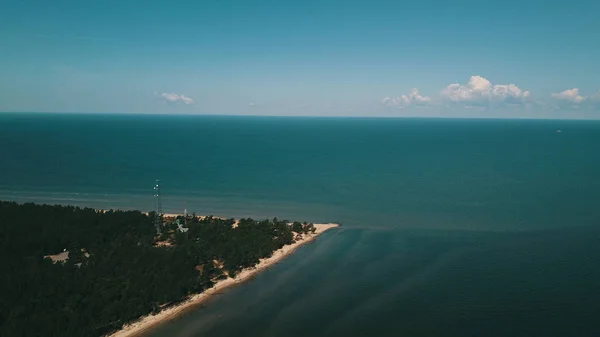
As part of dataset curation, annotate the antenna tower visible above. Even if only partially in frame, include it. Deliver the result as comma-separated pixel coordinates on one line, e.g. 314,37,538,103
153,179,163,233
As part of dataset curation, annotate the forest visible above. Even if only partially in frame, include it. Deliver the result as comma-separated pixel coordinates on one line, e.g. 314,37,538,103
0,201,315,337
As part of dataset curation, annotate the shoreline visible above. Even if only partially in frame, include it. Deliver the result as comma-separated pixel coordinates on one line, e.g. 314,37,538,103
106,222,339,337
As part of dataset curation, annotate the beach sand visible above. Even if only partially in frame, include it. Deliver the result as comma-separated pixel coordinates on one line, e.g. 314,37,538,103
106,222,339,337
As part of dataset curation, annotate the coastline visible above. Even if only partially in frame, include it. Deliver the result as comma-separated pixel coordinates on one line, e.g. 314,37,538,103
106,222,339,337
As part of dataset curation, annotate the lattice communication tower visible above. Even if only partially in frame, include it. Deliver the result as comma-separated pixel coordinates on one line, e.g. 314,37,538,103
153,179,163,233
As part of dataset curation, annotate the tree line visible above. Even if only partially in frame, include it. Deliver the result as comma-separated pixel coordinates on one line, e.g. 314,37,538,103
0,201,314,337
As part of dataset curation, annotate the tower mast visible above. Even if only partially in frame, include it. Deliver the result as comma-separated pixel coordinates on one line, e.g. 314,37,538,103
153,179,163,233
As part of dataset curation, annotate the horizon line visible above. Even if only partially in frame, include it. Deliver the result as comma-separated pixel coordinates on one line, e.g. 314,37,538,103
1,111,599,122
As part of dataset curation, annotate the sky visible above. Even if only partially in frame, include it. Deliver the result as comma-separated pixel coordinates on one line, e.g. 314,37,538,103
1,0,600,118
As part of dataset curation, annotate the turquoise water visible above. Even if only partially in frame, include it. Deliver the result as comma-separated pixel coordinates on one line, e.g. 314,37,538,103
1,113,600,336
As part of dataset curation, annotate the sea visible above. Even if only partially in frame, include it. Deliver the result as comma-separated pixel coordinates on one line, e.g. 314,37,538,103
1,112,599,337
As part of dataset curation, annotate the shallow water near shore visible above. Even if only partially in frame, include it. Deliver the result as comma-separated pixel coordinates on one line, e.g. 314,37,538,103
1,113,600,336
146,226,600,337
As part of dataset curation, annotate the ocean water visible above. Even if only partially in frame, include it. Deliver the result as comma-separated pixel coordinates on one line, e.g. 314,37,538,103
1,113,600,336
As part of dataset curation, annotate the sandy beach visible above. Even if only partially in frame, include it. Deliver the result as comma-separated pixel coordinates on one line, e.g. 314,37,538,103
106,222,339,337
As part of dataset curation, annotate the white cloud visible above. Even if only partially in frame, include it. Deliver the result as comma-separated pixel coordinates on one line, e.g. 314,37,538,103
156,92,195,105
380,76,599,113
382,76,532,111
382,88,431,108
440,76,530,105
552,88,586,104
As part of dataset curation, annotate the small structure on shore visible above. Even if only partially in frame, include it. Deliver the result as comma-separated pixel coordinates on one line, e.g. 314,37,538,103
176,219,189,233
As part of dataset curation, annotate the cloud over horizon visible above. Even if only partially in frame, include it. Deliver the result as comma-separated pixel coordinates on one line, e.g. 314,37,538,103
156,92,195,105
382,89,431,108
383,76,532,110
552,88,586,104
440,76,531,106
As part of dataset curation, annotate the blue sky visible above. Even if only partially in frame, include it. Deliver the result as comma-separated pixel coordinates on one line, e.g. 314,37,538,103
1,0,600,118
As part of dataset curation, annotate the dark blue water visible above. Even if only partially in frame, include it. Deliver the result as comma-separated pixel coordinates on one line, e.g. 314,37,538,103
1,113,600,336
